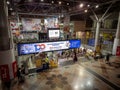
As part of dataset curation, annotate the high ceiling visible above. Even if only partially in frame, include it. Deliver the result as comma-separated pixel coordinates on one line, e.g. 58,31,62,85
8,0,120,18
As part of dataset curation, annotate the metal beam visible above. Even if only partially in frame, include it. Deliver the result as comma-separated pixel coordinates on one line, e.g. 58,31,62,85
101,1,115,20
18,12,60,16
69,0,120,16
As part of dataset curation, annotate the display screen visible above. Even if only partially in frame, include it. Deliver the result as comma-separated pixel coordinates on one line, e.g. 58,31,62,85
17,39,81,55
48,28,60,38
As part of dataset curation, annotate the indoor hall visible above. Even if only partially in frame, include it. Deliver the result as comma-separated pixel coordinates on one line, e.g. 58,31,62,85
0,0,120,90
5,61,117,90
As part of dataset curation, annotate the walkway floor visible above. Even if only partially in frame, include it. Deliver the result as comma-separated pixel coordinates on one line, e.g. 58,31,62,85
79,56,120,89
0,56,120,90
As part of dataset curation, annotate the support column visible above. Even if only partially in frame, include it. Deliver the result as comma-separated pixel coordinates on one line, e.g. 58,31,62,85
112,12,120,55
94,20,101,52
0,0,17,88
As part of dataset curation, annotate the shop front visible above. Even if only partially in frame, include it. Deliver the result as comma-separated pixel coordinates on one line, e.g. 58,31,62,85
17,39,81,73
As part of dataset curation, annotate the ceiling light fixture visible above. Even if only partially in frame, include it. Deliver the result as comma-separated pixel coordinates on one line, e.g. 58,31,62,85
59,1,62,5
6,1,10,5
41,0,44,2
95,5,99,8
87,4,90,7
52,1,54,4
79,3,84,8
67,3,69,5
84,9,88,13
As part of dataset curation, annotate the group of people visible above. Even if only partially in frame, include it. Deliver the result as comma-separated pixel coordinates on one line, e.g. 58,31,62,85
58,48,112,65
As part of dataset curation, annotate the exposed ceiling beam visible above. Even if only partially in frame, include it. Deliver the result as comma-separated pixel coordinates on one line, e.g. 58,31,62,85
18,12,60,17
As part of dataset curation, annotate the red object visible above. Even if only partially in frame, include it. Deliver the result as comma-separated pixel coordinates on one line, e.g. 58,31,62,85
37,44,46,49
116,46,120,56
12,61,17,78
0,65,10,82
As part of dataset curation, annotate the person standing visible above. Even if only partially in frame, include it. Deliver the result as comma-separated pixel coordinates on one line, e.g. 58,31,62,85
21,65,25,74
16,68,21,82
73,50,78,63
45,56,49,69
106,53,110,64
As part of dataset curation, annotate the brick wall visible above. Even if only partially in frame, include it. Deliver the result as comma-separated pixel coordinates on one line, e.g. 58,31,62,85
73,21,86,32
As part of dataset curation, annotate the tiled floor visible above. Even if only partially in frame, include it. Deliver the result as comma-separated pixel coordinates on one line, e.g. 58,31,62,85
1,56,120,90
11,64,114,90
80,56,120,89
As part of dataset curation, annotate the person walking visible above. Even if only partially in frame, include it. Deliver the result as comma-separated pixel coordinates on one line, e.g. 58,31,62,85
106,53,110,64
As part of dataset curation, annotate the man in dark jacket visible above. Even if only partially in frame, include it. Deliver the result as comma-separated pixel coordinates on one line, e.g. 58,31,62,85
106,53,110,64
17,68,21,81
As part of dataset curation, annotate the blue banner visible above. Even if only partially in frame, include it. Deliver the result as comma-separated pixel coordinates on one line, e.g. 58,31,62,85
17,39,81,55
69,40,81,49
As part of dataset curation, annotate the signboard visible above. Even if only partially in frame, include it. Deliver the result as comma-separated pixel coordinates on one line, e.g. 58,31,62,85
116,46,120,56
48,29,60,38
12,61,17,78
0,65,10,82
17,39,81,55
10,20,20,36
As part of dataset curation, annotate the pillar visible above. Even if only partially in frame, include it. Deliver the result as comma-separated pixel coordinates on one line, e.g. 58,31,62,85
94,20,101,52
0,0,17,87
112,12,120,55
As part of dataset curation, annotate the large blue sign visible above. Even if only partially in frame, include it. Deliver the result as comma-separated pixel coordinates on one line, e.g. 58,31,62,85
17,39,81,55
69,40,81,49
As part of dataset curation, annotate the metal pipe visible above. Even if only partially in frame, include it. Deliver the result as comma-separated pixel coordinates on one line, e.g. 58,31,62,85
18,12,62,16
101,1,115,20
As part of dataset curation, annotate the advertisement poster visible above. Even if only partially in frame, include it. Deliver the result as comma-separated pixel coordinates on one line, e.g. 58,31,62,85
116,46,120,56
0,65,10,81
44,18,59,30
22,18,41,31
10,20,20,36
17,39,81,55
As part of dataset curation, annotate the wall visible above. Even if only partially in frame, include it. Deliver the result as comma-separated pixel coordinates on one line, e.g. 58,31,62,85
73,21,86,32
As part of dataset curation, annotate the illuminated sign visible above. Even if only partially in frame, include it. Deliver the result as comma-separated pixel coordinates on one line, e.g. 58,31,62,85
48,30,60,38
48,28,60,39
17,39,81,55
